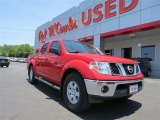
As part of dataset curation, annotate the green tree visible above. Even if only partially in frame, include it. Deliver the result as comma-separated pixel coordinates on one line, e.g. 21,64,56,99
0,44,33,57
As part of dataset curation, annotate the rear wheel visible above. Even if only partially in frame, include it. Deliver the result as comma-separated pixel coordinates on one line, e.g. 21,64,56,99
63,73,91,113
28,66,37,84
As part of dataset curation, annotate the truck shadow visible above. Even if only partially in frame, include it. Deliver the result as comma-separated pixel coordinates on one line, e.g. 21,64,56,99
78,100,141,120
33,81,64,104
33,81,142,120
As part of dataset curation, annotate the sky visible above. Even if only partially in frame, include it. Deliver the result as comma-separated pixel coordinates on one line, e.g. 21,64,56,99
0,0,82,46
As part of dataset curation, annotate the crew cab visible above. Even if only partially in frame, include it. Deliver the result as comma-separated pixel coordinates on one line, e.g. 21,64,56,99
27,38,144,112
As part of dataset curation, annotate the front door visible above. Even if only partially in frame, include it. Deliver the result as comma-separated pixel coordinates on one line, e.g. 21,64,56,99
45,41,62,83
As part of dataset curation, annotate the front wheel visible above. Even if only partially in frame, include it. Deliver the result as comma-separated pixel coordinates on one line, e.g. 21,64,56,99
28,66,37,84
63,73,90,113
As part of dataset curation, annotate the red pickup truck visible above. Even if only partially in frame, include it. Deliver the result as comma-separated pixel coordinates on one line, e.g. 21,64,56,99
27,38,143,112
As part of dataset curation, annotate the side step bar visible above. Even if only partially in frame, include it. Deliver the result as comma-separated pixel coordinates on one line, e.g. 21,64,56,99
35,77,60,91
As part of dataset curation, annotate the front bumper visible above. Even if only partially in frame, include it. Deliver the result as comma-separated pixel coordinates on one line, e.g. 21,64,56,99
84,79,143,97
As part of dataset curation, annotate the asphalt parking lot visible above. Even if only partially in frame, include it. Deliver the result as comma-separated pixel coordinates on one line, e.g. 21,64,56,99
0,62,160,120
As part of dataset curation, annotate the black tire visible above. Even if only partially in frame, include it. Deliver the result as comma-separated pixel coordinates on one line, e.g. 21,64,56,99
28,65,37,84
63,72,91,113
6,65,9,68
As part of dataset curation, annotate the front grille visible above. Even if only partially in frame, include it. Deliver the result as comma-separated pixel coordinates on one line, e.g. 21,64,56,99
109,63,120,75
122,64,134,75
109,63,137,76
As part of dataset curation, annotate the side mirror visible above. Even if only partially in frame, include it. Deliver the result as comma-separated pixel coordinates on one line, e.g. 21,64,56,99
49,47,59,55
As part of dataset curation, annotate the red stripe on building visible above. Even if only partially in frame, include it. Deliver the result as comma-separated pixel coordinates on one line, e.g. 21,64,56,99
100,20,160,38
78,36,94,42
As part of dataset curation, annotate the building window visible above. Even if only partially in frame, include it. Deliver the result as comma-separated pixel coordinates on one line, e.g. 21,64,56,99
141,45,155,61
121,47,132,58
105,49,114,56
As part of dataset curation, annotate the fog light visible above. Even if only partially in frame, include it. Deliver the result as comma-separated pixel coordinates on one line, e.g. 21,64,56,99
101,86,109,94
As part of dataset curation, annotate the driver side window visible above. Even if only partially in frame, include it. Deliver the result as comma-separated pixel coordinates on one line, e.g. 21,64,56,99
49,41,61,55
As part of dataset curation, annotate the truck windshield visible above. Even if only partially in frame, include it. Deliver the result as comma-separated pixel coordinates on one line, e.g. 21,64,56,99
63,40,103,54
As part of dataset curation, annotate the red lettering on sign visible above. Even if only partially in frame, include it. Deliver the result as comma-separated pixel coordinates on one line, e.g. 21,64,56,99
93,3,103,23
38,29,47,43
38,0,139,43
59,16,78,33
48,25,55,37
55,22,61,35
82,9,92,26
119,0,138,14
81,0,138,26
54,17,78,35
105,0,117,19
38,16,78,43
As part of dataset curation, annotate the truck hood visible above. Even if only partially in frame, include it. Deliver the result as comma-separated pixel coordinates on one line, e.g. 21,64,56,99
68,53,137,64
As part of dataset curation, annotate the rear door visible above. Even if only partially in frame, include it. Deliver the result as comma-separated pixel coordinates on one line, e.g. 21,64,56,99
36,42,49,77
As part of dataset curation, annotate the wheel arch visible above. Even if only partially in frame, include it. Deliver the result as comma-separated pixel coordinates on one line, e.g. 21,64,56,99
28,60,37,75
60,68,84,93
59,59,96,93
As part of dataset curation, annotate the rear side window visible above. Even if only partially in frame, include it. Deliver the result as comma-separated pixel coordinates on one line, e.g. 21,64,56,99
41,42,49,55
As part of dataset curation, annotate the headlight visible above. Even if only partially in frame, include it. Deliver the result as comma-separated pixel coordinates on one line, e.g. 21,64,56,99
89,61,111,75
136,64,141,74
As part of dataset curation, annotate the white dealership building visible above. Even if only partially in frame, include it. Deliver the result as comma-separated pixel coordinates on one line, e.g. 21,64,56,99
35,0,160,77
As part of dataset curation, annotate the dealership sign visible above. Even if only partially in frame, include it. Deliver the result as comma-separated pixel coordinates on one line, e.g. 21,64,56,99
38,0,139,43
38,16,78,43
